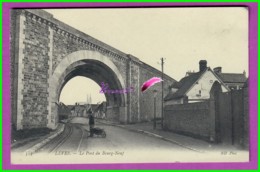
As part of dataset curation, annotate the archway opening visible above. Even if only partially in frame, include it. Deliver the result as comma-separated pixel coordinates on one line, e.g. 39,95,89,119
51,60,126,127
58,76,107,121
49,50,127,129
59,76,106,105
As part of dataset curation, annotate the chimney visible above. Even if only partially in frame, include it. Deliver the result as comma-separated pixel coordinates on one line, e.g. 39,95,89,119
199,60,207,72
213,67,222,74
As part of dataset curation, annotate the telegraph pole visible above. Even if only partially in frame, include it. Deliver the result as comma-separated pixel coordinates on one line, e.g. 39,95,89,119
161,58,165,129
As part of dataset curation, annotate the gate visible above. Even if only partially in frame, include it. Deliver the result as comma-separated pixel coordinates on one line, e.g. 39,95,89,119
217,91,233,144
211,81,248,146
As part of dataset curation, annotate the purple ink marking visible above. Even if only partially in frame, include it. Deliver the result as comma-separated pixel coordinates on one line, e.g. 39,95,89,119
99,82,134,94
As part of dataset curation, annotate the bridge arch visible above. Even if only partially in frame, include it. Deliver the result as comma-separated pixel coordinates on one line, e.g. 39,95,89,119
48,50,127,129
11,9,177,130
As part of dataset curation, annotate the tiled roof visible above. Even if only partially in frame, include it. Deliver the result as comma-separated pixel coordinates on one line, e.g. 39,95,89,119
216,73,247,83
169,81,182,89
165,68,245,101
164,69,206,101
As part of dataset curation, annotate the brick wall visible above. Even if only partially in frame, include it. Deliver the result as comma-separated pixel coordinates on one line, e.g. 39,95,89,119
164,101,215,141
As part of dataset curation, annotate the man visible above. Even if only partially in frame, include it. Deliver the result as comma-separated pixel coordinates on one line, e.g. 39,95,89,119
88,110,95,137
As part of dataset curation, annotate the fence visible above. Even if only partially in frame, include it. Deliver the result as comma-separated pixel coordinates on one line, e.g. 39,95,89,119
215,86,248,148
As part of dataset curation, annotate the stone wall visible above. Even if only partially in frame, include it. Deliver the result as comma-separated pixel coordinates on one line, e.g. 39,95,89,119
11,10,52,129
129,61,140,123
139,64,174,122
164,101,216,141
22,11,50,128
52,30,128,81
106,106,120,122
11,9,176,129
52,30,89,73
10,10,18,129
164,86,249,146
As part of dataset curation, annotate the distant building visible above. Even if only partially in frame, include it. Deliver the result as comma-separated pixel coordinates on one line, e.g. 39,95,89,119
164,60,230,105
93,101,107,118
213,67,247,90
71,103,85,117
69,103,103,117
57,102,72,121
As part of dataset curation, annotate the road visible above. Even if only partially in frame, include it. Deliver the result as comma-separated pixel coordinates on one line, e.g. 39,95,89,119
12,117,249,164
39,117,192,154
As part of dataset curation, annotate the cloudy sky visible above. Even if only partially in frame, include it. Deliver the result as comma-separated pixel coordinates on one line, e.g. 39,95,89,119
45,7,248,105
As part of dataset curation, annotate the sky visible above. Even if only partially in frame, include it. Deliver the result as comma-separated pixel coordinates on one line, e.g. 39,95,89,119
46,7,249,105
59,76,106,105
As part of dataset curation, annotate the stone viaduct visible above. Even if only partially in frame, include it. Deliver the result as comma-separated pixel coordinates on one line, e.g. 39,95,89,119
11,9,176,130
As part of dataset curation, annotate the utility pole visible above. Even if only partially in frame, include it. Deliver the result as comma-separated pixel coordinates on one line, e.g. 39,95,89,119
161,57,165,129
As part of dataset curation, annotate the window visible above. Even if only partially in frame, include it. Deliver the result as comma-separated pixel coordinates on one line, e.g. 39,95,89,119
196,90,201,97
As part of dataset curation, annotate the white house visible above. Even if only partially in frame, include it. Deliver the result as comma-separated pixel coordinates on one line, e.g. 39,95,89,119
164,60,230,105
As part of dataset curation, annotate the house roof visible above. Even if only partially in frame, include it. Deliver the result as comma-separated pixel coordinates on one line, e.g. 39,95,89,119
216,73,247,83
164,69,206,101
244,78,249,87
164,67,232,101
169,81,183,89
94,102,106,112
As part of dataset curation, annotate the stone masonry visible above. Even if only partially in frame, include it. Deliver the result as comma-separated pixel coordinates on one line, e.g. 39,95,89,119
11,9,176,130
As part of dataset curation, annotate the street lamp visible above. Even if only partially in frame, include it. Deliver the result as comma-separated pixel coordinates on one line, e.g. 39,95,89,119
153,90,158,130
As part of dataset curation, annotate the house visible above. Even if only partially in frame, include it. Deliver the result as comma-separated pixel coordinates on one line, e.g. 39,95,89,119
69,103,100,117
71,104,85,117
57,102,72,121
164,60,230,105
93,101,107,118
213,67,247,90
67,105,76,117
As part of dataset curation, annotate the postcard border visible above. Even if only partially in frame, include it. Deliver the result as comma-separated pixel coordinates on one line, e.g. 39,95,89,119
2,2,258,170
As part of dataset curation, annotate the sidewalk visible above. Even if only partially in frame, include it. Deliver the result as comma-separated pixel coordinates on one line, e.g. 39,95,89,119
11,123,65,154
97,119,239,153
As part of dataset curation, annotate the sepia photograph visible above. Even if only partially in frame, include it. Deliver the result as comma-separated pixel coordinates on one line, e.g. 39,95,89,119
3,2,258,170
